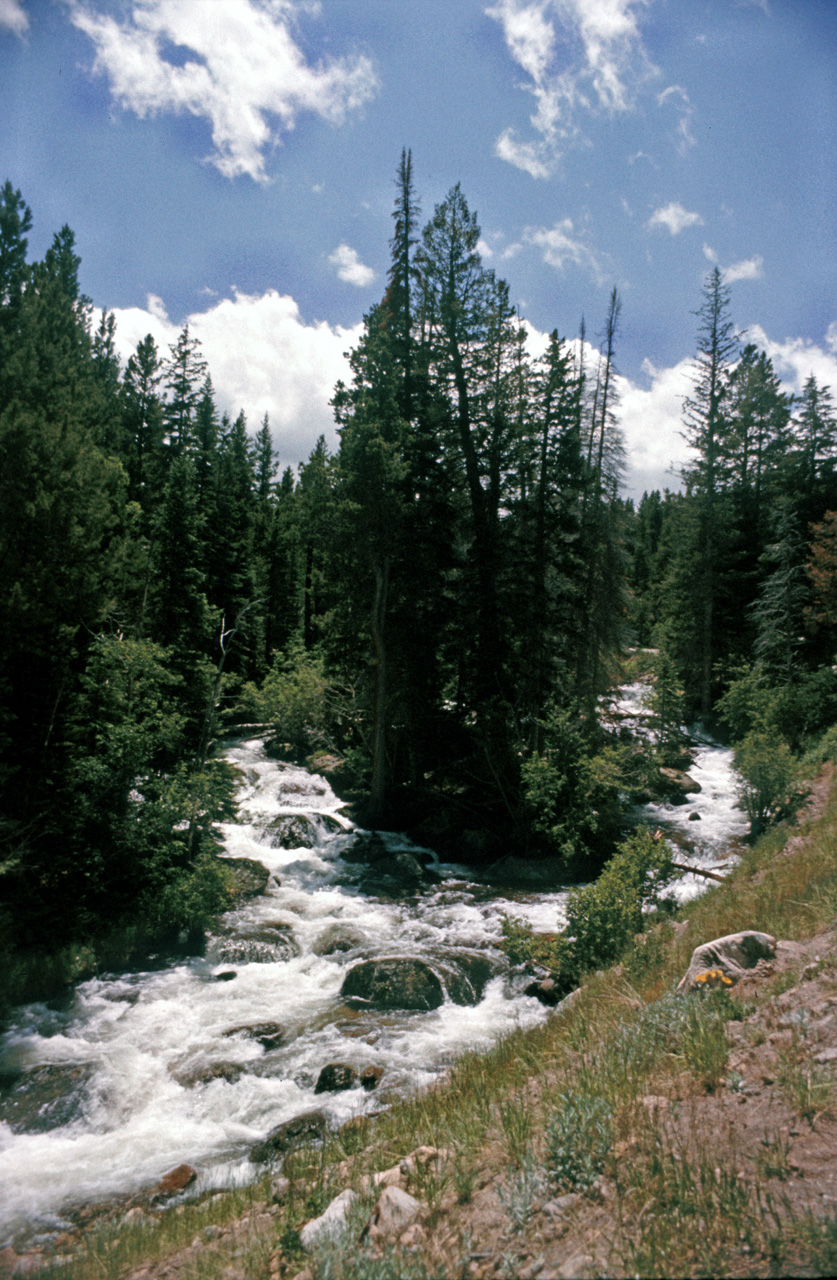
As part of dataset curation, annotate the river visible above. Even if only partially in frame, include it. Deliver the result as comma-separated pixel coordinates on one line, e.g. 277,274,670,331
0,693,747,1246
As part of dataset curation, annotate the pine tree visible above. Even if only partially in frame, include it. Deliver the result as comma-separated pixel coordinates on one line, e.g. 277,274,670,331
163,324,208,455
794,375,837,505
121,333,166,506
682,267,740,714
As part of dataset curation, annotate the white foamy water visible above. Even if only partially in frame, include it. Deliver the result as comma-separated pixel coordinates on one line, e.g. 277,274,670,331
607,683,750,902
0,738,549,1244
0,711,747,1243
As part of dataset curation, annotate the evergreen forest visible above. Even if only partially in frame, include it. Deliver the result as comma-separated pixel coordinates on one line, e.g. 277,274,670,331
3,152,837,989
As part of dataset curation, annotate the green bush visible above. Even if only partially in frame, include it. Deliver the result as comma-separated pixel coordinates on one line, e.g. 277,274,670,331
499,829,676,987
563,828,676,976
718,663,837,753
244,641,334,755
499,916,569,973
734,730,799,829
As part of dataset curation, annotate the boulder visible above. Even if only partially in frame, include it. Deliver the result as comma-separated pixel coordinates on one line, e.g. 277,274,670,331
271,1175,291,1204
156,1164,197,1195
340,832,389,865
524,976,561,1006
210,970,237,983
0,1062,95,1134
312,924,366,956
658,768,701,806
436,953,494,1006
366,1185,421,1241
173,1062,244,1088
678,931,777,991
249,1111,327,1163
300,1188,358,1251
262,815,320,848
223,1022,285,1050
314,1064,358,1094
341,958,444,1011
360,1065,384,1091
487,855,567,886
218,856,271,900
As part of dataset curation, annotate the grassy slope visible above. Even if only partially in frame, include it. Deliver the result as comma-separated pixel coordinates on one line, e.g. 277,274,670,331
17,766,837,1280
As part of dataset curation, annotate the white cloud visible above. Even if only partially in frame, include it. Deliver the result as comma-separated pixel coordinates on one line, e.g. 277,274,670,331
328,243,376,288
488,0,657,177
495,127,553,179
615,323,837,498
615,357,694,498
723,254,763,283
109,288,362,464
657,83,695,154
0,0,28,36
647,202,703,235
69,0,378,182
702,243,717,262
524,219,607,283
746,324,837,398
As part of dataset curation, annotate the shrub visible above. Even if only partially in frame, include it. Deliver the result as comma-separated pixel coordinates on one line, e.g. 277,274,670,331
563,828,676,976
244,641,334,755
734,730,799,830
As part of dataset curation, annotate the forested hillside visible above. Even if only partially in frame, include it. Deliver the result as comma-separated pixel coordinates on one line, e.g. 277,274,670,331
2,153,837,982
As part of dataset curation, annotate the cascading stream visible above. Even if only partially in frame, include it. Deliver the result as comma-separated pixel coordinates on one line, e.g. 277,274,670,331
0,705,746,1244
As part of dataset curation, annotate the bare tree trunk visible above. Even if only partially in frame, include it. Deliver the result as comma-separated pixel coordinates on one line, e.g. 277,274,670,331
368,558,390,825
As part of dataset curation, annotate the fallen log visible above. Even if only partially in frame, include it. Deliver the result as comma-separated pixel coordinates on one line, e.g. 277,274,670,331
671,861,728,884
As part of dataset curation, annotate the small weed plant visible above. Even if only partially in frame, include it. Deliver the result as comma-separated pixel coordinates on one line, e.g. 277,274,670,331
498,1156,545,1232
546,1092,613,1192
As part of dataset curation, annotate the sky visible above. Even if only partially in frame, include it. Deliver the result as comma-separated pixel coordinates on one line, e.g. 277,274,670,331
2,0,836,498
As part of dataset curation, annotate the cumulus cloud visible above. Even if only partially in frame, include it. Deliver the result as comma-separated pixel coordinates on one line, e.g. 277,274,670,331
68,0,378,182
487,0,657,177
328,243,376,288
724,254,763,283
524,219,607,284
109,287,362,464
0,0,28,36
746,324,837,398
615,357,694,497
647,201,703,235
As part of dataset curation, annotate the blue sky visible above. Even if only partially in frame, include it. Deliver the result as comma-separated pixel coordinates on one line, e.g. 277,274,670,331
2,0,836,496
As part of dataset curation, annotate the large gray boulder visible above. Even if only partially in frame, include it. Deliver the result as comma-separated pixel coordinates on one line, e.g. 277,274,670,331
678,931,776,990
341,958,444,1011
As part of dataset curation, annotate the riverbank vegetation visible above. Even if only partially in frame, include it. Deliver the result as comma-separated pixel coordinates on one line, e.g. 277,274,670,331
4,148,837,997
20,748,837,1278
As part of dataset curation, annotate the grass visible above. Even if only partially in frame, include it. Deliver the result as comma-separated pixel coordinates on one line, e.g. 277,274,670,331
25,761,837,1280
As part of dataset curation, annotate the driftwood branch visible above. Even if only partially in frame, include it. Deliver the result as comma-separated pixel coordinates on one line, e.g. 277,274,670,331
671,860,728,884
